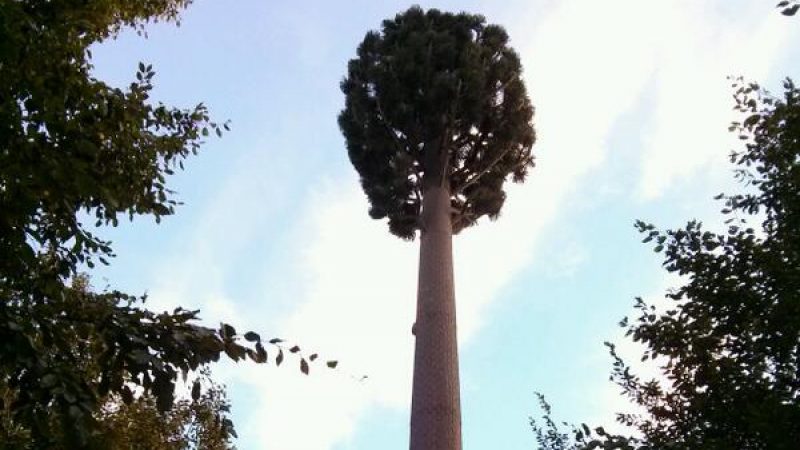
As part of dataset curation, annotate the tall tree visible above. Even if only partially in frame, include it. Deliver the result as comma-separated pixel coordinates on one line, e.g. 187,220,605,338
0,1,333,446
531,77,800,450
532,5,799,450
339,7,536,449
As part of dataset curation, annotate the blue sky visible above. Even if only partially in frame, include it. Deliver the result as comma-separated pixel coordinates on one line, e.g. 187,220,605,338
87,1,800,449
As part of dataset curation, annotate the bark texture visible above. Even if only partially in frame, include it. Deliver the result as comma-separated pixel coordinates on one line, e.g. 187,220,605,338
409,183,462,450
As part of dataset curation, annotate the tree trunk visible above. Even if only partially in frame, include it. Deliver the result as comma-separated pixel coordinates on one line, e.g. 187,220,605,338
409,182,462,450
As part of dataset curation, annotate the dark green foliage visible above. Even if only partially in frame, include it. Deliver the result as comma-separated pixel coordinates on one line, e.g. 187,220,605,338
339,6,535,239
532,6,800,448
93,373,236,450
0,0,218,295
777,0,800,16
529,393,584,450
0,1,232,444
530,394,642,450
532,78,800,450
0,276,335,447
0,1,336,446
0,275,272,447
618,78,800,449
3,366,237,449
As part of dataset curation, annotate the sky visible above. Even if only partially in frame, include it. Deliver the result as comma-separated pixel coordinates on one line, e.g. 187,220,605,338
88,1,800,449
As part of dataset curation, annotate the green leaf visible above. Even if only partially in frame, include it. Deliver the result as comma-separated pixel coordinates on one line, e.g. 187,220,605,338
255,342,267,363
121,386,133,405
41,374,58,388
244,331,260,342
300,358,309,375
0,1,251,444
191,380,201,401
68,405,83,420
744,114,761,127
221,323,236,339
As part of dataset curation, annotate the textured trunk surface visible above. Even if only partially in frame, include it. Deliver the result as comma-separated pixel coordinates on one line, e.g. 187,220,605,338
409,183,462,450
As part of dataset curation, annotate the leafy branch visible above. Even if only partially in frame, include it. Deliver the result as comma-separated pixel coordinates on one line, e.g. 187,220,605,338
776,1,800,16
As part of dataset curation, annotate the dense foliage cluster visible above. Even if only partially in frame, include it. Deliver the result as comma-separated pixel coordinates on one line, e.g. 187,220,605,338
531,5,799,449
92,372,235,450
531,78,800,450
0,1,333,447
339,6,535,239
3,365,237,449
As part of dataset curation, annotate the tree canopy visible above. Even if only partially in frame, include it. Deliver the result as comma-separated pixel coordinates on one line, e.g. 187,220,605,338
531,77,800,450
338,6,536,239
3,363,237,450
91,370,236,450
0,1,333,446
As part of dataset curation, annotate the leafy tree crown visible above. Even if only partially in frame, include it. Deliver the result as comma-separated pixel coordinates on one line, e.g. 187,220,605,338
530,78,800,450
1,1,336,445
339,6,536,239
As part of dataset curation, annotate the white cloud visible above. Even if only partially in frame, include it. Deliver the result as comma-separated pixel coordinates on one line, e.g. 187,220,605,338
542,241,588,278
235,178,416,449
636,1,794,199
